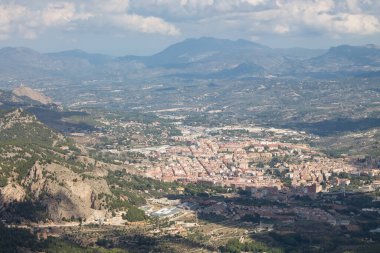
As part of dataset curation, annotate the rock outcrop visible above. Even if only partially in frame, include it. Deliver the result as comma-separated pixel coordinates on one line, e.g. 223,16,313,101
0,108,37,130
0,183,26,205
20,161,112,221
13,85,53,105
0,108,114,223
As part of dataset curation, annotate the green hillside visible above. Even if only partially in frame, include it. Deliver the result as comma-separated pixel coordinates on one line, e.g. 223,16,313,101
0,108,79,184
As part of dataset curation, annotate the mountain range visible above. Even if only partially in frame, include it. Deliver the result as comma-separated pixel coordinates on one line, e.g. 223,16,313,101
0,37,380,82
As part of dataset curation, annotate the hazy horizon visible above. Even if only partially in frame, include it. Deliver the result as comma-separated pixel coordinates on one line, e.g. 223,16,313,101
0,37,320,55
2,36,379,57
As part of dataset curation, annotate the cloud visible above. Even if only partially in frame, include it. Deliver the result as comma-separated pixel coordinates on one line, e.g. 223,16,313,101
0,4,28,40
100,0,130,13
111,14,180,35
97,0,180,35
274,24,289,34
243,0,268,6
0,2,92,40
330,13,380,35
42,3,77,27
129,0,271,20
129,0,380,37
0,0,379,41
180,0,215,9
272,0,380,35
0,0,180,40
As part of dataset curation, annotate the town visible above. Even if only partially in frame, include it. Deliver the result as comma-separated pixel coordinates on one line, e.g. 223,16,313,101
88,121,378,198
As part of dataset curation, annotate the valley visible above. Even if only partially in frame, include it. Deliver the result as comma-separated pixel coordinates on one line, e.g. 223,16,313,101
0,38,380,253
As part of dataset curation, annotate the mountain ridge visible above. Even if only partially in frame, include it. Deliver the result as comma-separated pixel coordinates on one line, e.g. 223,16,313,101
0,38,379,80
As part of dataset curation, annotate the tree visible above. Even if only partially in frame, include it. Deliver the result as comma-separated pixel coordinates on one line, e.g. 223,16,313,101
122,206,146,222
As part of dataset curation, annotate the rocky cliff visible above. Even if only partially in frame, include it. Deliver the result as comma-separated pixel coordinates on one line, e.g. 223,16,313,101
0,108,114,222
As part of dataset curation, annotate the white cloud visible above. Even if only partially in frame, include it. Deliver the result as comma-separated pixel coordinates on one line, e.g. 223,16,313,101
243,0,267,6
0,0,180,40
42,2,85,27
0,2,91,39
0,4,28,40
112,14,180,35
129,0,380,37
0,0,378,41
274,24,289,34
331,13,380,35
276,0,380,35
96,0,180,35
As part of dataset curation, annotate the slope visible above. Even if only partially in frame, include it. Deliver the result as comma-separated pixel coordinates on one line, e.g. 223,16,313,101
0,108,111,222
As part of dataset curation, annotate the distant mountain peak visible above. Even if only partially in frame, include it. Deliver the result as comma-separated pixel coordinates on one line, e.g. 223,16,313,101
129,37,271,68
175,37,267,49
51,49,93,57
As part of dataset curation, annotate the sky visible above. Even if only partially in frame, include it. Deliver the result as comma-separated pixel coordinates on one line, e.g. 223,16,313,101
0,0,380,55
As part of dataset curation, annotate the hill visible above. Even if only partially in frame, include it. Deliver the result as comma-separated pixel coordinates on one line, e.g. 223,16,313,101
0,107,169,224
0,108,111,222
0,47,114,81
0,88,96,134
303,44,380,76
118,37,294,77
13,85,53,105
0,88,42,107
